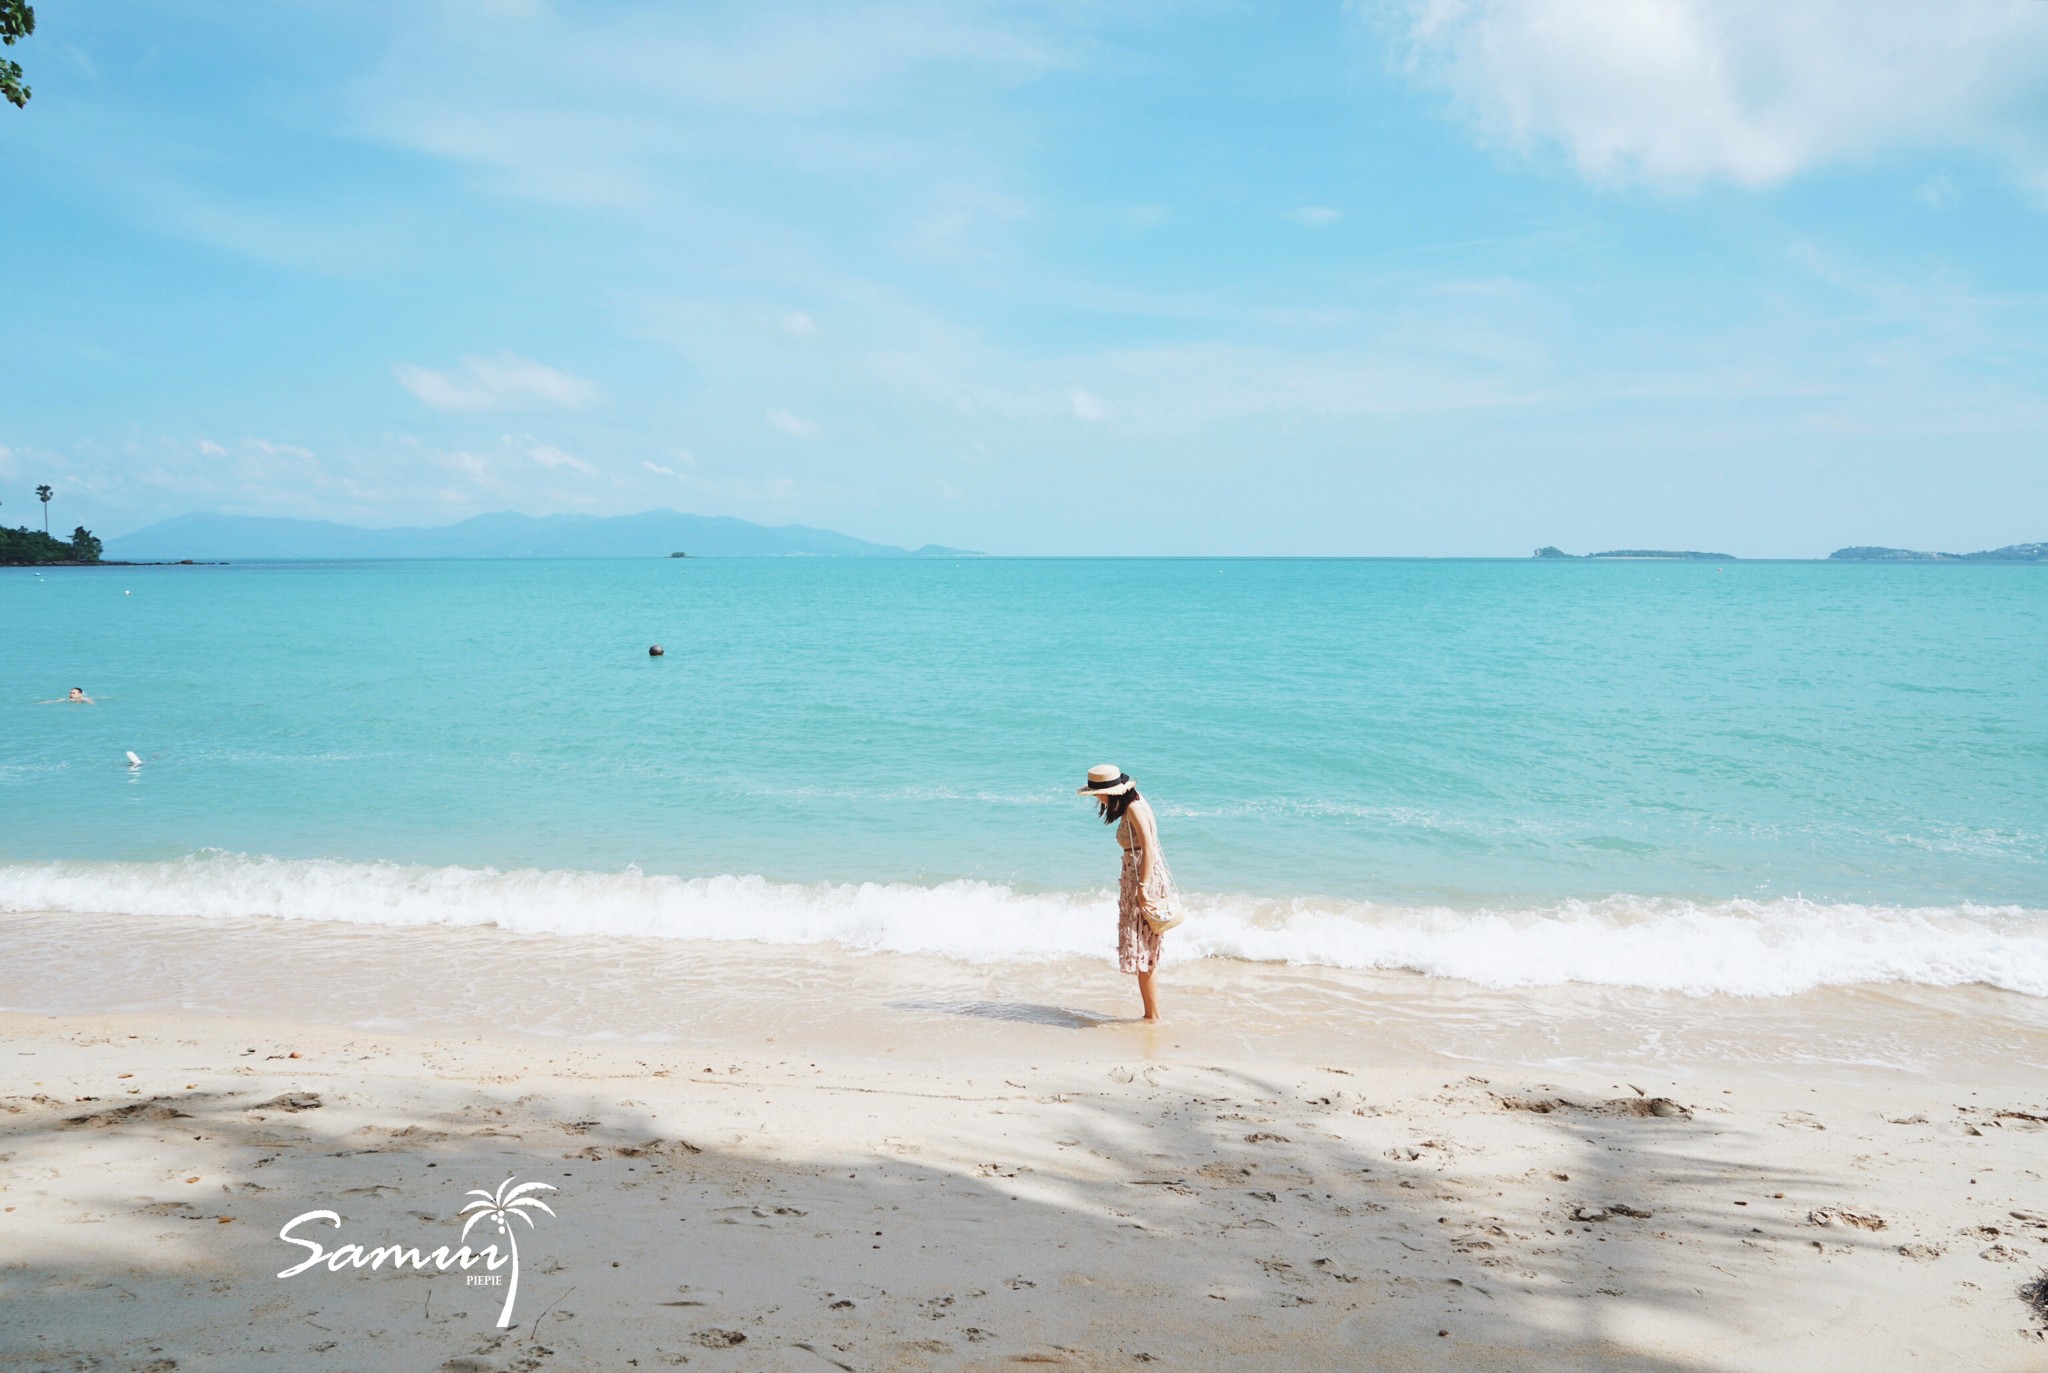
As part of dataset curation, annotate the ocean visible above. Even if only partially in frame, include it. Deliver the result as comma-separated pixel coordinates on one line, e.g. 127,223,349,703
4,557,2043,997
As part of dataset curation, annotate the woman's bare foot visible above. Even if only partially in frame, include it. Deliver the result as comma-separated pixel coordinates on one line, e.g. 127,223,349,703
1135,969,1160,1022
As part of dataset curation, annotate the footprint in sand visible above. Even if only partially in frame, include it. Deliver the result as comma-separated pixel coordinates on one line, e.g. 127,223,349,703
689,1328,748,1347
1807,1207,1884,1231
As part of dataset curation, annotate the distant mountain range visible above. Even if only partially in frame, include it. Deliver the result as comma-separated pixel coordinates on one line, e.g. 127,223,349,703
1533,546,1735,561
1828,542,2048,563
105,511,982,561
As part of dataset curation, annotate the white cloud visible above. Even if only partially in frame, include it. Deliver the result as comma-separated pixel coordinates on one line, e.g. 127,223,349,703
245,438,318,463
1391,0,2048,191
766,408,821,439
520,438,599,475
435,434,597,485
1291,206,1343,225
197,439,227,456
440,449,495,482
1067,387,1107,422
393,353,600,410
781,311,819,338
641,448,703,479
354,6,1060,206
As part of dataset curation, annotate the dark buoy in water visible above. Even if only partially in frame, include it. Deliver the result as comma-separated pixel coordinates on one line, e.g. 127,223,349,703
649,644,665,657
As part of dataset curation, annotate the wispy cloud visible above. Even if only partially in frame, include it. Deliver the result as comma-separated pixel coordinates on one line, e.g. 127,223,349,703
246,438,318,463
393,354,600,410
1914,175,1959,211
353,4,1064,206
437,433,600,487
765,408,821,439
439,449,496,484
641,450,701,480
521,438,598,475
1290,206,1343,225
641,455,794,501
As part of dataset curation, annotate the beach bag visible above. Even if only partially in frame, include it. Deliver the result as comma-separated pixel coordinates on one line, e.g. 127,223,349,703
1144,890,1186,935
1142,857,1186,935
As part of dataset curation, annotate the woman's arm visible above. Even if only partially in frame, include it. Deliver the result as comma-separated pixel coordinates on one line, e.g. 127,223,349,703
1135,803,1158,888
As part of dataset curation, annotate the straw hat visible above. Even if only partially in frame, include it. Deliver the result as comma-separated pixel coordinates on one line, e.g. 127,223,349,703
1077,764,1134,796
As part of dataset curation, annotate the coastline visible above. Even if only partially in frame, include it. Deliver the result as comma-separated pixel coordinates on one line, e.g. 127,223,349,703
3,911,2045,1369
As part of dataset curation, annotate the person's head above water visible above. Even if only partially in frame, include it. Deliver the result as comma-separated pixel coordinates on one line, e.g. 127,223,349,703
1078,764,1139,823
68,688,84,700
648,645,665,657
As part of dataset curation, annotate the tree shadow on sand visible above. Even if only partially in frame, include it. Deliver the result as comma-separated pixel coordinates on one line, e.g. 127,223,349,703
1,1046,1986,1371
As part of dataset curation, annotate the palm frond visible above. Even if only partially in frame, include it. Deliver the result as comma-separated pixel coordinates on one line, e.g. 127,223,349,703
460,1209,495,1242
504,1181,557,1203
507,1197,557,1218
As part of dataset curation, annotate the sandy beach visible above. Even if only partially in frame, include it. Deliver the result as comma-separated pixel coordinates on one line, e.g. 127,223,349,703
3,911,2045,1371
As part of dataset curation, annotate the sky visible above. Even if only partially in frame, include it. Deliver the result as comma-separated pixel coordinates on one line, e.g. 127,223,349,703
2,0,2046,557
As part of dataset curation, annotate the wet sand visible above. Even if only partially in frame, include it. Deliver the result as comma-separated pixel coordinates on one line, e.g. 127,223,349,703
2,910,2046,1370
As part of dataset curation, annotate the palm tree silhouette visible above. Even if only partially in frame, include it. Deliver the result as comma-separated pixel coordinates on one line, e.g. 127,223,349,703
460,1176,556,1328
36,485,52,533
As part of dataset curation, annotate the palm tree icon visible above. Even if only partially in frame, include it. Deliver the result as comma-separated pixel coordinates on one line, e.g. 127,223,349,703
460,1176,557,1328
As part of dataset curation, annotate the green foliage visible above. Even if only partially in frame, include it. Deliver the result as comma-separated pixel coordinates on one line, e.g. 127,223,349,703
2,524,98,564
0,1,33,110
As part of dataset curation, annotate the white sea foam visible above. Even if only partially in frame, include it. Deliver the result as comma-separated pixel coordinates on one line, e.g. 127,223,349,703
0,855,2041,998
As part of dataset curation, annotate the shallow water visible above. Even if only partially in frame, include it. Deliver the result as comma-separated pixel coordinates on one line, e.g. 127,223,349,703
6,911,2045,1082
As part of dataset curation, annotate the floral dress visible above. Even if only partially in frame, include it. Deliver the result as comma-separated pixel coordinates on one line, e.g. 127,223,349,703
1116,810,1173,974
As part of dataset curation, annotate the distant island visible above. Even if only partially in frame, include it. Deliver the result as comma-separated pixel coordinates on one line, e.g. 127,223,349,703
106,511,987,562
1828,542,2047,563
1531,541,2045,563
1533,546,1736,561
2,525,104,566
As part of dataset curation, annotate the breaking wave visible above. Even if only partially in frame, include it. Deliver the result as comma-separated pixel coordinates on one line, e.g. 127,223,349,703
0,854,2042,998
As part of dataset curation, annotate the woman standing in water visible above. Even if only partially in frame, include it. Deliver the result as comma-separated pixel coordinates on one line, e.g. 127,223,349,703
1078,765,1181,1022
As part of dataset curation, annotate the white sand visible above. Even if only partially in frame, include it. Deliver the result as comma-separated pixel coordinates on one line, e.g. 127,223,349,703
2,910,2046,1371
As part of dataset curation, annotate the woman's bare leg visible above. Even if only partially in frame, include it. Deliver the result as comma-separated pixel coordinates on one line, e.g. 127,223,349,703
1136,969,1160,1022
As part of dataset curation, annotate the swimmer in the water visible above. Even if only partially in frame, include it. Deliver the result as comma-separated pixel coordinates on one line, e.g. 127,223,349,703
39,687,94,704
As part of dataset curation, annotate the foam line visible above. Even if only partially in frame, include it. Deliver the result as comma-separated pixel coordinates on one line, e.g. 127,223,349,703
0,856,2041,998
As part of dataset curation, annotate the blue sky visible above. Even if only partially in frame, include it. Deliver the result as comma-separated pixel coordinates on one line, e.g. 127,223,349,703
3,0,2046,556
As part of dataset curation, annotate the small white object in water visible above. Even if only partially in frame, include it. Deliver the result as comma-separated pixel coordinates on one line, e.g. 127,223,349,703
126,751,143,769
125,590,132,595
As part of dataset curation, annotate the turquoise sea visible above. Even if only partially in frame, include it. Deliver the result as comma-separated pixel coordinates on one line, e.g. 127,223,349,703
4,557,2044,995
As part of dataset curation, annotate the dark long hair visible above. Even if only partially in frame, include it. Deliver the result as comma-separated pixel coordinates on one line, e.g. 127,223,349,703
1097,787,1140,826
